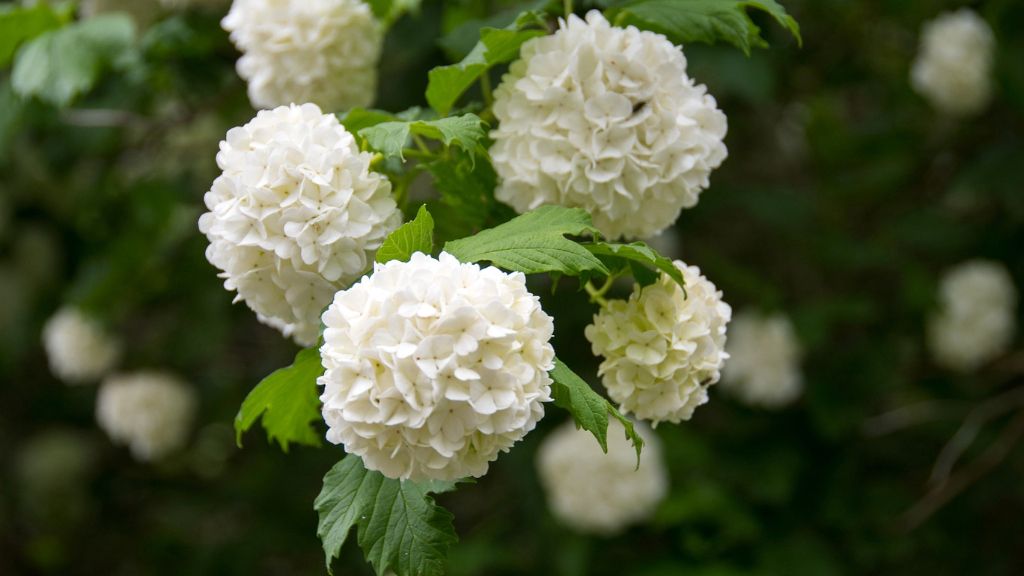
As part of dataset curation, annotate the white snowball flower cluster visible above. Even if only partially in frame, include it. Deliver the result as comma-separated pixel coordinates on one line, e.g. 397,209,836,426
537,418,667,535
911,9,995,117
585,262,731,425
96,372,197,461
929,260,1017,371
721,312,803,408
319,252,556,481
222,0,383,111
198,103,401,345
42,307,121,385
490,11,728,240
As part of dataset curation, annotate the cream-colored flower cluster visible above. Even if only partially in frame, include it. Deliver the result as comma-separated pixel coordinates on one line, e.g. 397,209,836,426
490,11,727,240
585,262,731,424
222,0,383,111
319,252,556,481
42,307,121,385
929,260,1017,371
911,9,995,116
199,103,401,345
96,372,197,461
721,312,803,408
537,419,667,534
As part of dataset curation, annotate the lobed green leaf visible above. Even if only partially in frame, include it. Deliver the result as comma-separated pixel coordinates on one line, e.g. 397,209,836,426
315,455,458,576
584,241,686,291
550,358,644,463
376,204,435,263
443,205,609,277
11,14,137,107
359,114,487,161
606,0,802,55
426,26,546,115
0,3,68,68
235,347,324,451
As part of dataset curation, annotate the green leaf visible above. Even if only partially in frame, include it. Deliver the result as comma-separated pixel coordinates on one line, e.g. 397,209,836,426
359,114,487,161
339,107,399,133
425,150,498,239
584,241,686,291
444,205,609,277
607,0,802,55
315,455,458,576
365,0,422,25
426,26,546,115
377,204,435,263
550,358,644,463
0,4,66,68
235,347,324,451
11,14,136,107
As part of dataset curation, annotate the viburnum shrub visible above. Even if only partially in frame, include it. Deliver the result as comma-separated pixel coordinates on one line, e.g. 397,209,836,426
208,1,802,574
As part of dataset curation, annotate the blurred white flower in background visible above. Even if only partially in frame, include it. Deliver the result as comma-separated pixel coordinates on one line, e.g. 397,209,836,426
222,0,383,111
96,371,197,461
42,307,121,385
721,312,803,408
911,9,995,116
319,252,555,481
537,418,667,535
585,262,731,425
929,260,1017,371
490,11,727,240
198,103,400,345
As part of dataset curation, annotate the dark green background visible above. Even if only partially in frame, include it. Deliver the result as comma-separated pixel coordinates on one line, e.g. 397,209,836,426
1,0,1023,574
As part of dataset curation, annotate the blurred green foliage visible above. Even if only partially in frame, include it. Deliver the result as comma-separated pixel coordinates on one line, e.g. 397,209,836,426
1,0,1023,575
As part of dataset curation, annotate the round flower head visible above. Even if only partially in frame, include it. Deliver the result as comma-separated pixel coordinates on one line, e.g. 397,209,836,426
199,103,401,345
929,260,1017,371
42,307,121,385
222,0,383,111
96,372,197,461
585,262,731,424
537,418,667,535
721,312,802,408
319,252,556,481
490,11,727,240
911,9,995,116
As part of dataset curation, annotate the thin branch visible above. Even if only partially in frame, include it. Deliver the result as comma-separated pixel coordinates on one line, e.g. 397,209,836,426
929,385,1024,487
899,410,1024,532
862,399,964,437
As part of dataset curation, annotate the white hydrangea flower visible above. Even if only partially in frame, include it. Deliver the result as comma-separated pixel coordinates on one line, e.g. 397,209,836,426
721,312,803,408
42,307,121,385
319,252,556,481
929,260,1017,371
911,9,995,116
222,0,383,111
537,418,667,535
198,103,401,345
585,261,731,425
96,372,197,461
490,11,727,240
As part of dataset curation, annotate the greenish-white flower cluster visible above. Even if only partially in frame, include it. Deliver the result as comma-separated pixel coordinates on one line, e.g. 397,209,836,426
585,262,731,425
